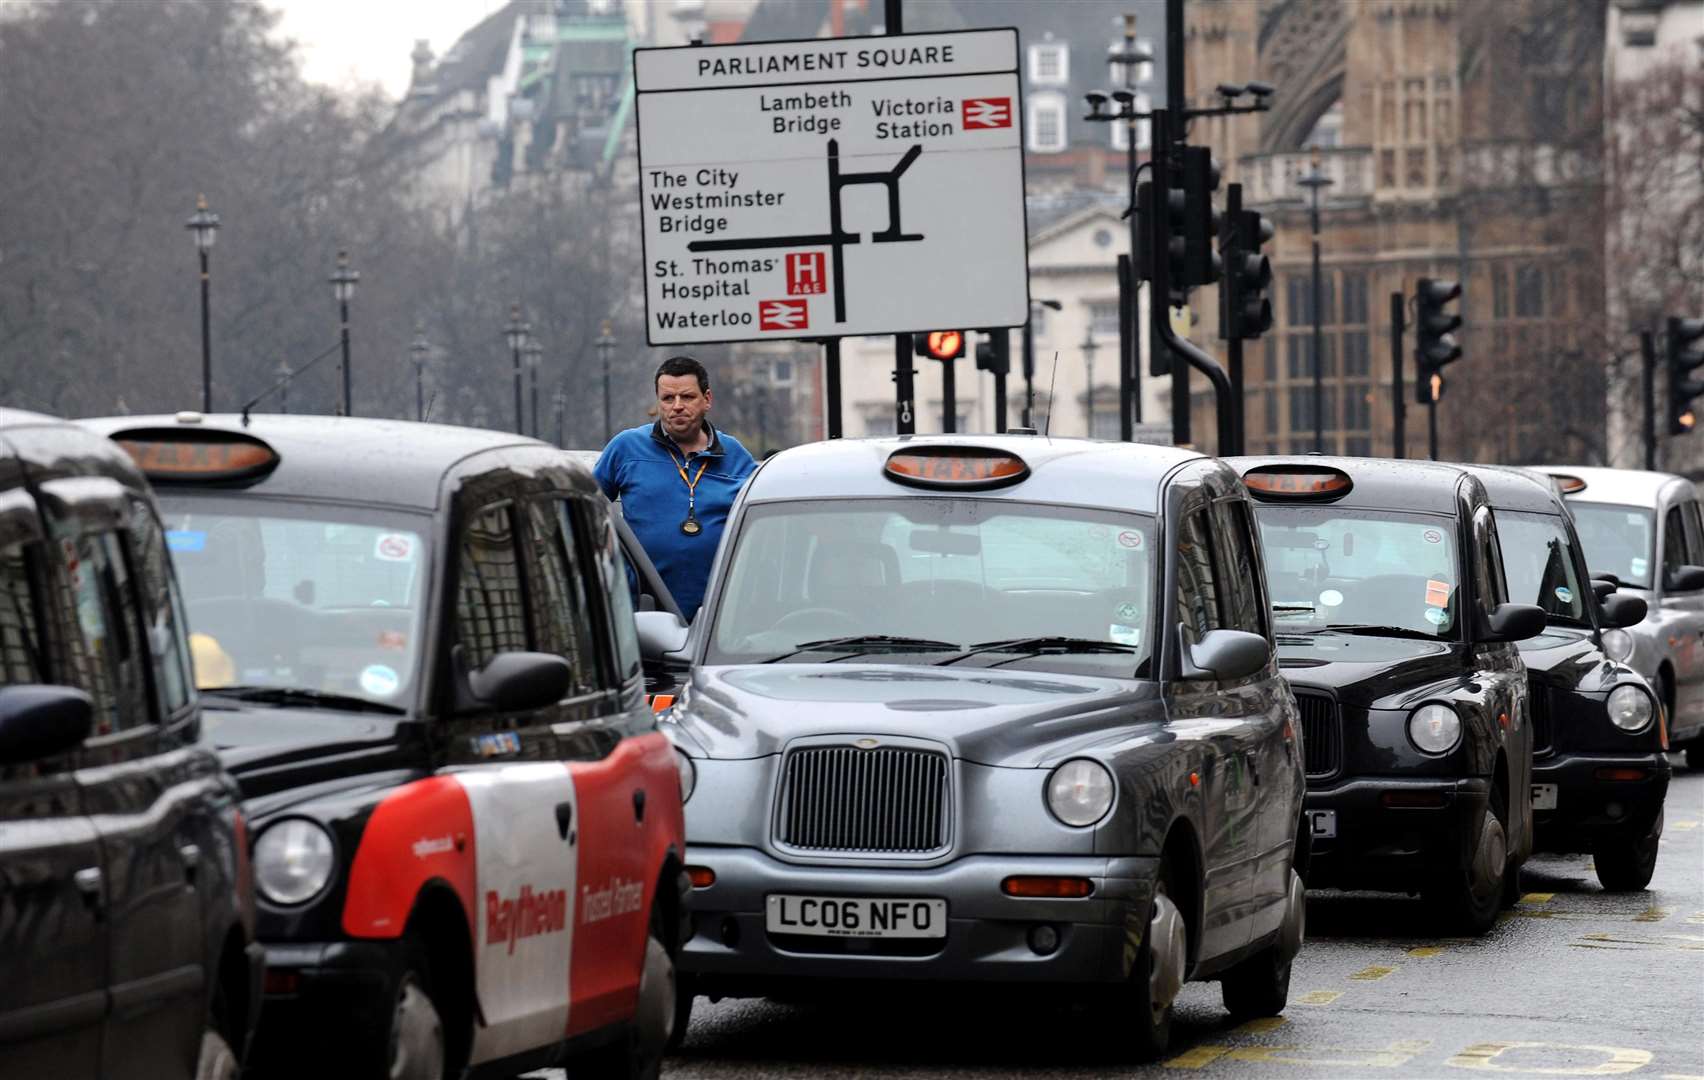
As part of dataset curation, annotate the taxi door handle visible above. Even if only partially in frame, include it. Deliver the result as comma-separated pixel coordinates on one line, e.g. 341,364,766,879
632,789,647,824
179,843,200,883
554,802,575,844
74,867,104,914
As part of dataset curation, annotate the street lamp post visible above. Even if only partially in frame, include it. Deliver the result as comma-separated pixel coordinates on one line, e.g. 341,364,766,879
186,196,220,412
409,325,430,422
1081,329,1101,437
595,322,616,442
329,251,360,416
276,360,292,415
553,386,567,448
504,303,530,435
524,338,543,438
1297,149,1334,453
1021,298,1064,429
1103,18,1153,441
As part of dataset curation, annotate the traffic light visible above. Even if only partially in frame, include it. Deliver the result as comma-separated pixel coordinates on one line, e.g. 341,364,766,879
974,330,1009,376
913,330,964,361
1414,278,1462,405
1667,316,1704,436
1221,208,1274,341
1179,146,1223,289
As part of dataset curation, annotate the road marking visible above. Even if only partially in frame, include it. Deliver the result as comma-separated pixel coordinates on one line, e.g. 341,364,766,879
1444,1041,1652,1074
1571,932,1704,952
1298,990,1343,1005
1236,1017,1289,1035
1165,1045,1230,1069
1407,946,1445,958
1660,1073,1704,1079
1671,820,1698,830
1349,965,1397,980
1521,892,1556,905
1684,911,1704,924
1225,1039,1430,1068
1633,906,1675,923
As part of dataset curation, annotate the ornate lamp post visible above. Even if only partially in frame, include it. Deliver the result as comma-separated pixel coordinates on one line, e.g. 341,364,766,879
523,338,543,438
186,195,220,412
595,321,616,442
504,303,530,434
1297,148,1335,452
553,386,567,447
409,325,430,422
1080,328,1100,437
329,251,360,416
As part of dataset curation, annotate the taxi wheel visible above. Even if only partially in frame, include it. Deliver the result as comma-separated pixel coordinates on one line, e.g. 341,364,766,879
1219,946,1291,1020
1423,799,1506,935
1595,808,1662,892
575,920,674,1080
1099,868,1183,1061
666,975,695,1054
386,944,446,1080
194,1028,238,1080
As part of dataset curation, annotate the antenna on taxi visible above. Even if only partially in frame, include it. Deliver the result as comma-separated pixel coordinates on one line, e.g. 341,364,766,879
423,392,438,424
1043,351,1060,437
238,339,343,427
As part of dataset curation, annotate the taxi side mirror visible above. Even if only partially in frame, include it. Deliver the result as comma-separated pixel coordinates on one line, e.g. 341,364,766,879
1590,578,1618,602
455,649,572,714
1483,602,1546,643
1665,565,1704,593
636,610,690,662
1601,592,1648,629
0,685,93,764
1179,628,1270,682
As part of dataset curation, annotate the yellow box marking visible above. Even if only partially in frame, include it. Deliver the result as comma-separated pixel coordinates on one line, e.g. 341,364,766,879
1165,1045,1230,1069
1444,1041,1652,1074
1521,892,1556,904
1349,964,1397,980
1236,1017,1289,1035
1226,1039,1430,1068
1633,906,1675,923
1671,820,1699,830
1407,946,1444,958
1683,911,1704,924
1298,990,1344,1005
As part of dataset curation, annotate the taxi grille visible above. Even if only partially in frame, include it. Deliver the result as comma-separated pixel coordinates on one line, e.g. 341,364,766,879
1294,692,1341,779
1529,680,1554,757
775,746,950,854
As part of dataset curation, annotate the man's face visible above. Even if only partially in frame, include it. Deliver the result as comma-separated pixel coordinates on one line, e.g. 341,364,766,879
657,373,711,440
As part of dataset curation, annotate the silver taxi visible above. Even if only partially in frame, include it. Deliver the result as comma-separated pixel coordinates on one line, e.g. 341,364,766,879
638,435,1308,1061
1544,466,1704,767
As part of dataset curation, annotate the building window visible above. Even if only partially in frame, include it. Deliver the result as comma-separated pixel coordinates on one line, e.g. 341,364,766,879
863,412,896,437
1406,148,1427,188
1515,264,1544,317
1344,436,1372,457
1342,272,1368,325
1090,407,1122,441
1343,330,1370,376
1089,301,1120,338
1380,149,1397,188
773,359,794,383
1027,93,1067,153
1029,42,1069,85
1343,384,1372,430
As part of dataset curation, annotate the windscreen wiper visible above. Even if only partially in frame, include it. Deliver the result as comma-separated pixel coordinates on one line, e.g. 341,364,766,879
760,635,961,664
937,636,1140,666
205,685,408,715
1322,624,1448,642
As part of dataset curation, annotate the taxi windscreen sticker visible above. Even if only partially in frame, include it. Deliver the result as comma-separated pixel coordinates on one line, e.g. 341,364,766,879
1424,579,1452,607
359,663,400,697
374,533,415,562
1318,588,1344,607
1424,607,1448,626
1117,530,1143,550
166,529,206,552
378,630,407,651
1554,586,1574,604
1631,556,1649,579
1422,528,1443,545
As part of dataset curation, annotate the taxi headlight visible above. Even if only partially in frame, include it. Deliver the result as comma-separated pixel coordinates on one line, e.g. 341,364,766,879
1046,759,1115,827
1607,684,1654,733
1408,703,1462,756
253,819,335,906
675,749,697,803
1600,628,1635,662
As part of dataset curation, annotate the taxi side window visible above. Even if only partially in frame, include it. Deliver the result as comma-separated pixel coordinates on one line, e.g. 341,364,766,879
0,540,44,684
1470,505,1508,618
588,507,643,687
455,504,528,669
1175,508,1224,647
1682,500,1704,565
1215,499,1268,638
523,500,601,697
1662,506,1689,580
55,532,152,735
127,498,192,718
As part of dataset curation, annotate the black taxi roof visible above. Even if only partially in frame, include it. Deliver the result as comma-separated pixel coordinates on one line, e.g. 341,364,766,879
1227,455,1467,515
749,435,1204,515
78,413,589,511
1457,464,1564,515
2,406,150,478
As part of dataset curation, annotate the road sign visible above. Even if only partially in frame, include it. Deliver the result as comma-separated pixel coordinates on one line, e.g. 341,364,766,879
634,29,1029,345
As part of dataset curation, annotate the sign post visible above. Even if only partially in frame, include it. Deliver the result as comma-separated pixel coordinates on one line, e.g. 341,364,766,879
634,29,1028,433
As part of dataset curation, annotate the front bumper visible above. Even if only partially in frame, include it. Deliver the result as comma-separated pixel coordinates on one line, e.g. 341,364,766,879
678,847,1158,995
247,940,403,1066
1533,751,1670,853
1303,777,1489,891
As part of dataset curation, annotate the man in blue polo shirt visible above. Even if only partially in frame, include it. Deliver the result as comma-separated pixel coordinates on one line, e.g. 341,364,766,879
594,356,757,620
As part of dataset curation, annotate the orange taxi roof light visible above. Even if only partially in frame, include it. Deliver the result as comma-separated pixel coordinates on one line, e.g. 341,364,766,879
884,447,1029,490
1243,466,1353,500
114,430,279,483
1550,474,1587,494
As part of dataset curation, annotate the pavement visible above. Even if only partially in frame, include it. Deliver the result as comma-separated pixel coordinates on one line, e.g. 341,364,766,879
537,760,1704,1079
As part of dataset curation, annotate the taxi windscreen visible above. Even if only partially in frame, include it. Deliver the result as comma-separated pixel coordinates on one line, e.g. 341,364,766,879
158,496,429,711
708,498,1155,678
1567,503,1654,589
1254,507,1462,639
1492,510,1588,625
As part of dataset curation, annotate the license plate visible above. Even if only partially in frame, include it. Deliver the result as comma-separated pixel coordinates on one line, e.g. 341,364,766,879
1307,809,1337,839
765,895,947,939
1531,783,1558,811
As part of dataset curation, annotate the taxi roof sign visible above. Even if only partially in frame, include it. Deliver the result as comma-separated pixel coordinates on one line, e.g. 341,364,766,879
884,446,1028,490
114,429,280,484
1548,473,1587,494
1242,465,1353,500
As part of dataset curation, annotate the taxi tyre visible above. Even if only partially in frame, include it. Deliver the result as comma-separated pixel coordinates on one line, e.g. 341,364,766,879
381,937,446,1080
197,985,239,1080
1219,870,1302,1020
575,914,675,1080
1594,807,1663,892
667,974,695,1054
1421,782,1508,935
1685,743,1704,770
1095,862,1183,1062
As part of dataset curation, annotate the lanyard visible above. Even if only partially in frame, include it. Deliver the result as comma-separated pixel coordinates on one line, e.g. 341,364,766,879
667,446,710,529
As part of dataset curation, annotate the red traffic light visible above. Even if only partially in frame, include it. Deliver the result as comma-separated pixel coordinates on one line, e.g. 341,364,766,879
915,330,964,361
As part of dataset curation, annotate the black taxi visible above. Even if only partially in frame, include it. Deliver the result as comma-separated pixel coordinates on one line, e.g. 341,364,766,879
80,413,689,1080
639,436,1308,1061
0,408,261,1080
1230,457,1542,934
1464,466,1669,891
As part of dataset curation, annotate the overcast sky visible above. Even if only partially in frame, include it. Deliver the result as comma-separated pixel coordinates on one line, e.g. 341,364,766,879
271,0,510,98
